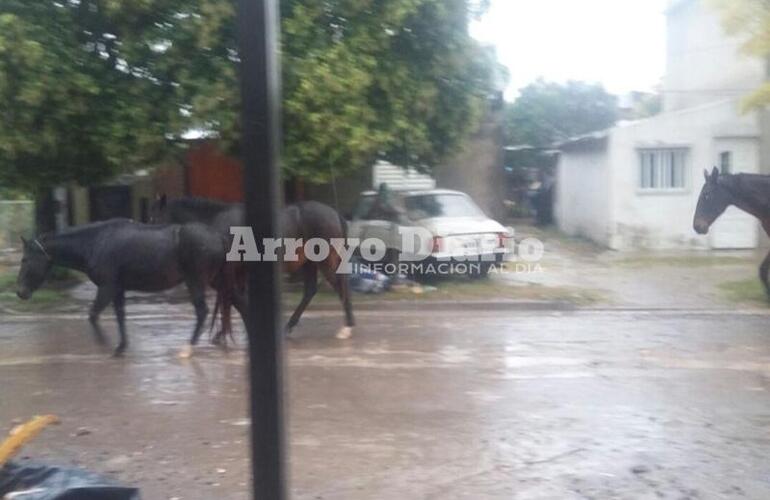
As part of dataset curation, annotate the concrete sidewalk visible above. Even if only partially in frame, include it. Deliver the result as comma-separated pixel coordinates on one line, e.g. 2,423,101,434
497,224,765,310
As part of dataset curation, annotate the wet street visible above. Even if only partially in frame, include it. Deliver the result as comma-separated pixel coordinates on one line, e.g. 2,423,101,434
1,304,770,499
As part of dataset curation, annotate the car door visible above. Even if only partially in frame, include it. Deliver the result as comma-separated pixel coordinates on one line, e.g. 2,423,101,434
349,194,401,254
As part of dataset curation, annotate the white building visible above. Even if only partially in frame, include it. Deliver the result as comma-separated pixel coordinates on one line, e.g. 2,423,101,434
556,0,768,250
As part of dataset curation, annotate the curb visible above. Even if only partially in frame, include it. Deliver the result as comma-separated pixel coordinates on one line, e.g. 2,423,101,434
304,299,578,312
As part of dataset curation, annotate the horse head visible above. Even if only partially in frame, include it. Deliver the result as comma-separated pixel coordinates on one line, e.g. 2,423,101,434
16,236,53,300
693,166,732,235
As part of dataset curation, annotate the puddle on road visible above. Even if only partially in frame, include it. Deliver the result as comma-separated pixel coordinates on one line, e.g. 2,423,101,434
438,345,472,363
493,371,597,381
0,353,108,367
502,356,589,369
643,355,770,374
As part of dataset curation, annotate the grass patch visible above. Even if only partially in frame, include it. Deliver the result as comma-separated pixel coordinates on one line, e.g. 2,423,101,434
717,278,768,306
0,265,81,311
407,279,604,305
282,278,604,306
0,271,15,291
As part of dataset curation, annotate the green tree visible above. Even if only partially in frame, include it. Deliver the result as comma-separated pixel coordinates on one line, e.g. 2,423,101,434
504,79,618,147
708,0,770,110
0,1,179,229
0,0,500,209
160,0,501,180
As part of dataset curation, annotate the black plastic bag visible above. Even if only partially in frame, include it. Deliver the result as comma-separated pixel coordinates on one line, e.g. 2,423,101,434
0,461,140,500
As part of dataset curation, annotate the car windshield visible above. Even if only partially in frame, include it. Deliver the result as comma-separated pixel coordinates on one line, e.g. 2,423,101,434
405,194,484,220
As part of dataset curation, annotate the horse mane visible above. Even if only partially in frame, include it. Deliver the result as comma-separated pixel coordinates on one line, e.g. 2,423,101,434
167,197,238,222
721,173,770,214
170,197,235,212
39,218,131,241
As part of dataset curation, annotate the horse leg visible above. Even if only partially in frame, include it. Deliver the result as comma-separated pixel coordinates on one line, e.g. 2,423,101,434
759,250,770,298
339,274,355,331
208,289,223,345
112,289,128,357
215,293,234,347
89,285,115,347
179,279,208,359
231,286,247,319
225,285,248,343
285,263,318,335
224,286,248,343
209,288,229,347
320,262,354,340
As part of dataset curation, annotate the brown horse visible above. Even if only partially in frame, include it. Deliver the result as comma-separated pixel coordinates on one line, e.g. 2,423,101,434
151,196,355,341
694,167,770,296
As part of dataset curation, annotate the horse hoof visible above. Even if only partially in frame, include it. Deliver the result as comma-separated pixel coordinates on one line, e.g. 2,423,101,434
178,345,194,359
112,348,126,358
335,326,353,340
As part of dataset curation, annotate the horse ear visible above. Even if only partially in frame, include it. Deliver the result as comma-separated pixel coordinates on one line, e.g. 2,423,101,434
711,166,720,179
159,193,167,209
703,169,709,182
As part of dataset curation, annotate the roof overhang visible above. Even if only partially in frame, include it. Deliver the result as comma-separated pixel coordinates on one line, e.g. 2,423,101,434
555,131,609,152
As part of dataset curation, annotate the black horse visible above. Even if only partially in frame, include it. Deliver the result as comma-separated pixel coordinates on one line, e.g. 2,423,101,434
16,219,230,357
694,167,770,295
151,196,355,340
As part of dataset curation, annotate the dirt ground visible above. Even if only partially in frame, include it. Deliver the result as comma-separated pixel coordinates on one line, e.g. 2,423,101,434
499,224,764,309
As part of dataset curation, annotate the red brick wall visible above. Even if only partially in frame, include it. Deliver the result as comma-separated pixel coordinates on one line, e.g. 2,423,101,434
186,141,244,202
152,163,186,199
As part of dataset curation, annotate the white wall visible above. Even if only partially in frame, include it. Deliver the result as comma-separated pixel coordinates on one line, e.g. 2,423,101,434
608,99,760,250
556,144,612,246
665,0,764,112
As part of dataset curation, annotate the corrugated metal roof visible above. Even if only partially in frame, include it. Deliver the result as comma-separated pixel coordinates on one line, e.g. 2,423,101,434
372,161,436,191
361,188,466,197
554,129,611,150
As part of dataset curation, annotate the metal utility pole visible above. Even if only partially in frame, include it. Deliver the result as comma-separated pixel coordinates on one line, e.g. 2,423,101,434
236,0,286,498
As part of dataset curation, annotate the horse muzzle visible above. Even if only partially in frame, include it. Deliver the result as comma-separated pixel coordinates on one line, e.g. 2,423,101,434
16,289,31,300
693,219,710,235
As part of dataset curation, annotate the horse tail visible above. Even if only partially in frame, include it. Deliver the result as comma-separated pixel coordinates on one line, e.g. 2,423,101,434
337,210,348,241
208,254,227,339
209,289,222,337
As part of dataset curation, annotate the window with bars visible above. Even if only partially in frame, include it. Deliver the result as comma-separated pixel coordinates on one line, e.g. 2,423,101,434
639,148,688,190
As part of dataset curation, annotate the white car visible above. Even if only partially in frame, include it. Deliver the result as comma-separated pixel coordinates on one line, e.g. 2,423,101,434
349,189,510,276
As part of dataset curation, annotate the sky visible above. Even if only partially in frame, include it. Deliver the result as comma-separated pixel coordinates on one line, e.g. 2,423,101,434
470,0,670,100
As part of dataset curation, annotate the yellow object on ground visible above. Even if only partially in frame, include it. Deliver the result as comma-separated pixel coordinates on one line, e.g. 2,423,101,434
0,415,59,467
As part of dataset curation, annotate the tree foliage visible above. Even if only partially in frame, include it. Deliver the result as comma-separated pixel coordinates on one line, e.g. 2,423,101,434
708,0,770,110
0,1,172,192
0,0,500,192
503,79,618,148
